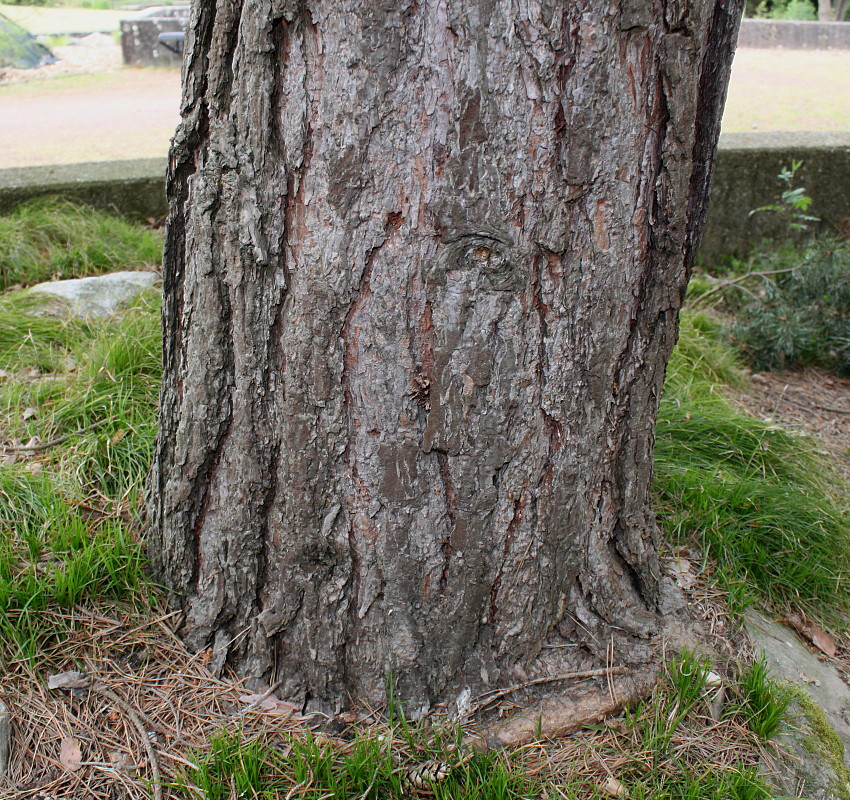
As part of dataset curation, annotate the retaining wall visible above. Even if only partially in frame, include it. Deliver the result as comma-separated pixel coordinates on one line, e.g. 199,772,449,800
738,18,850,49
1,133,849,265
120,5,190,66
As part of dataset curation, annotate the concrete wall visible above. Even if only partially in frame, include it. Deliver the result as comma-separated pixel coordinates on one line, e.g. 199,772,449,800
738,18,850,49
703,132,850,264
120,5,189,66
1,133,849,265
0,159,168,222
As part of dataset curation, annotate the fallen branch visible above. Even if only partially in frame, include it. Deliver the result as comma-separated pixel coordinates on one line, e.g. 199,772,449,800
467,666,630,717
0,421,106,454
690,265,799,308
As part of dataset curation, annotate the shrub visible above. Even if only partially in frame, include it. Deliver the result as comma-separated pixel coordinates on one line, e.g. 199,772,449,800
724,240,850,376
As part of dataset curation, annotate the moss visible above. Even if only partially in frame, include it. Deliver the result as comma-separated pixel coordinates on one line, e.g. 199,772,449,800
787,686,850,800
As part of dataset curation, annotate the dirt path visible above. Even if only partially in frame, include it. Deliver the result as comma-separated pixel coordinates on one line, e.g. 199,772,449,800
0,46,180,168
1,45,849,169
733,367,850,481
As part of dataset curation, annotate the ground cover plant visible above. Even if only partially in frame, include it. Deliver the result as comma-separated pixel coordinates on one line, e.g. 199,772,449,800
654,311,850,627
717,238,850,377
0,196,162,290
0,200,843,799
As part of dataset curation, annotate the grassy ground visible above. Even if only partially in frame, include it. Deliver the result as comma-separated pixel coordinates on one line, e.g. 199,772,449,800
0,200,845,799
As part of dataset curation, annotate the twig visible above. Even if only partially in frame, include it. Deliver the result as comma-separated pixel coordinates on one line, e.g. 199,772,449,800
0,421,105,453
690,265,799,308
467,666,630,717
774,393,850,416
92,684,163,800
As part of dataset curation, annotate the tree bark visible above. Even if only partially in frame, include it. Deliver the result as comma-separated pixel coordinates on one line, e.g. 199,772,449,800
148,0,743,713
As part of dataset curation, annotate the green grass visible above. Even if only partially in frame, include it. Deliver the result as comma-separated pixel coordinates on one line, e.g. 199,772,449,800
0,286,160,663
174,727,535,800
0,197,162,290
0,201,822,799
0,3,128,35
730,657,791,741
654,311,850,629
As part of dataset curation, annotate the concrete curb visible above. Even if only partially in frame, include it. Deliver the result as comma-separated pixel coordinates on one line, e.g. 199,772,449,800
0,158,168,223
2,133,849,263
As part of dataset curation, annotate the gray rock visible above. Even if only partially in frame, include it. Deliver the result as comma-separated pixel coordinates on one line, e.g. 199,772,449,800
0,700,8,781
27,271,160,318
745,610,850,800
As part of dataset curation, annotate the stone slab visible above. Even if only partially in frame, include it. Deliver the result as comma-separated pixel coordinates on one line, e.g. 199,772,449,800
28,270,161,318
745,609,850,800
0,158,167,222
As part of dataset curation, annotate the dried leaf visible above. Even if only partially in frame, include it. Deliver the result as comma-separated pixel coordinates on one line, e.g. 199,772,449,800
810,625,837,658
601,775,628,798
60,737,82,772
110,429,127,445
783,612,837,657
48,671,91,690
670,557,696,589
238,694,300,717
25,461,43,475
22,407,38,421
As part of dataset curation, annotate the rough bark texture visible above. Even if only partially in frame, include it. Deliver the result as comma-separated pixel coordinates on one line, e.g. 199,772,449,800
148,0,743,713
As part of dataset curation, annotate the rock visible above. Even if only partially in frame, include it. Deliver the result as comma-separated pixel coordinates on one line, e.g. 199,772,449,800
27,271,160,319
0,700,9,780
73,33,116,48
745,609,850,800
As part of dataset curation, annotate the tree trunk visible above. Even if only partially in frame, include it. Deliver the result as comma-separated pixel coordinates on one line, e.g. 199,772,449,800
819,0,833,21
148,0,743,713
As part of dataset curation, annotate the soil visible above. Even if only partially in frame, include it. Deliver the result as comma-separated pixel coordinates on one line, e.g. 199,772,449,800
732,367,850,480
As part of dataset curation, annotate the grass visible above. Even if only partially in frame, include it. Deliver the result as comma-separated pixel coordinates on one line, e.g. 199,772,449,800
0,197,162,290
0,3,128,35
174,726,535,800
653,311,850,629
731,657,791,741
169,649,782,800
0,284,160,663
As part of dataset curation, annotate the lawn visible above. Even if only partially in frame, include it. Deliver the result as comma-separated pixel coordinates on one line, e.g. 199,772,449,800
723,48,850,133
